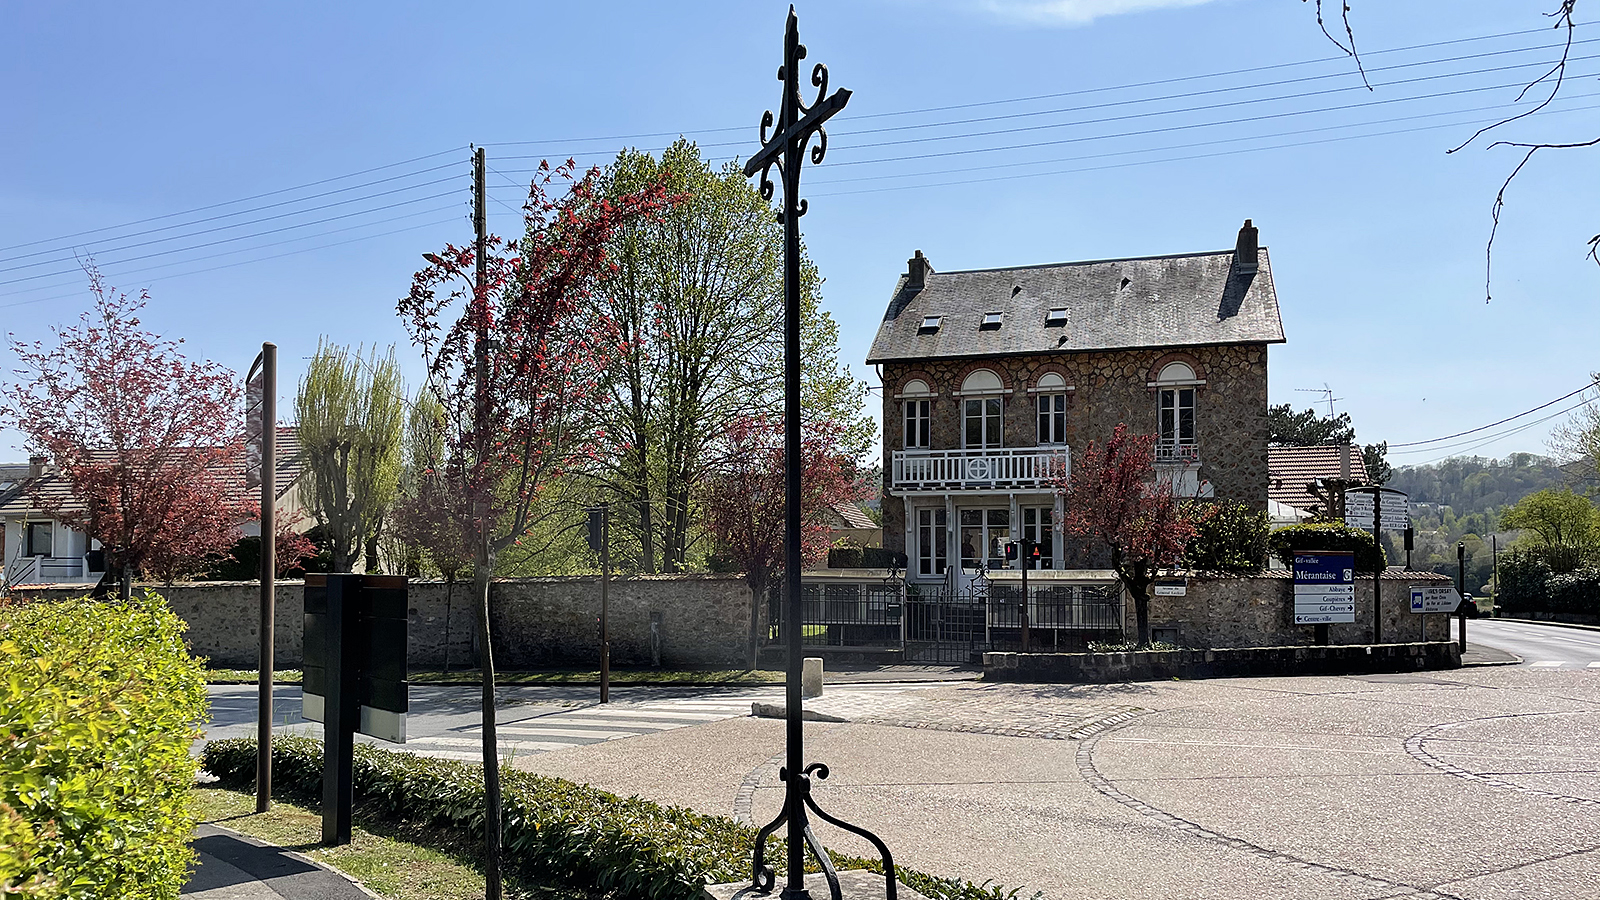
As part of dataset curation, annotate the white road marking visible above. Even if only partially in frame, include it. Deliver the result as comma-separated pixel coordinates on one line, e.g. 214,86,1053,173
1589,661,1600,668
1530,661,1565,668
497,726,645,740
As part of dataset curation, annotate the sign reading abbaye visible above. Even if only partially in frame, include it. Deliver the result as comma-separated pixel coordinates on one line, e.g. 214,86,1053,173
1293,550,1356,625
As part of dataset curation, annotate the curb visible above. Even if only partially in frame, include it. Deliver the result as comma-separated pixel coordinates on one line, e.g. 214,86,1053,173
1491,616,1600,634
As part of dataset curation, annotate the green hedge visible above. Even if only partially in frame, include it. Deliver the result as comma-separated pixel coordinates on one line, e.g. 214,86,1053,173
1,593,209,900
203,737,1028,900
1184,501,1269,575
1268,522,1386,572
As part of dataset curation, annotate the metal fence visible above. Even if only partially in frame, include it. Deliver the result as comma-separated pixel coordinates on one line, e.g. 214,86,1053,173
771,575,1124,664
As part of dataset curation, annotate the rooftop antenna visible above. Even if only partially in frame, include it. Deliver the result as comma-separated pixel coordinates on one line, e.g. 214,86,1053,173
1294,383,1342,418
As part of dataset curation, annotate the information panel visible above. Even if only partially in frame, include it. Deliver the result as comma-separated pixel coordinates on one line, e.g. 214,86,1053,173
1410,585,1462,614
1293,550,1356,625
1344,489,1409,532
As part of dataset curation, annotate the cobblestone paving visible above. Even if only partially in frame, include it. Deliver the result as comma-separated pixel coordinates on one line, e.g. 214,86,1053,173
823,681,1149,740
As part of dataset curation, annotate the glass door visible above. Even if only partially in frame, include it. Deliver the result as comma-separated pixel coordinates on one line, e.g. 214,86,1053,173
958,508,1011,572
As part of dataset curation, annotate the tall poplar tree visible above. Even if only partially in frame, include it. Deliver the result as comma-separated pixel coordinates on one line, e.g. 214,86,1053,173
294,340,405,573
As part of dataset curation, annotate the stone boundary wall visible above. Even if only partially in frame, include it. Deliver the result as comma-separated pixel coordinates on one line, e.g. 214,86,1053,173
1145,571,1455,648
983,641,1461,682
8,575,753,669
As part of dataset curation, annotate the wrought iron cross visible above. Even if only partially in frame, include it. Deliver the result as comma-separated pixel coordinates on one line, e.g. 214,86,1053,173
743,9,895,900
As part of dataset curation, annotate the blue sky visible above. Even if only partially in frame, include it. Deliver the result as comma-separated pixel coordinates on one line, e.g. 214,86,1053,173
3,1,1597,467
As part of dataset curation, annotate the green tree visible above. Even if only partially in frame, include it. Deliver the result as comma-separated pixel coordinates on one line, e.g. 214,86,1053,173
1267,404,1355,445
1500,488,1600,573
591,140,870,574
295,340,405,573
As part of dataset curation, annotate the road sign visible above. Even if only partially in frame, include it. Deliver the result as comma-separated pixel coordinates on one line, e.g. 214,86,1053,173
1293,550,1356,624
244,364,265,490
1409,585,1462,614
1153,578,1188,596
1344,489,1409,532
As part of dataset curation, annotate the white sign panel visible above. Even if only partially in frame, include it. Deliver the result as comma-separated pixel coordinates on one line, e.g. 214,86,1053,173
1343,490,1409,532
1153,579,1187,597
1409,585,1462,614
244,367,265,490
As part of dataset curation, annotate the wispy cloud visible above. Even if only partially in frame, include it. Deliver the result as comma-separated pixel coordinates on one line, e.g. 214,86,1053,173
974,0,1221,26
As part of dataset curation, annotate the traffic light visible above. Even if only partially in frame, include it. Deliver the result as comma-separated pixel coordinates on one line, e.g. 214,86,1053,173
1029,543,1042,562
1004,541,1018,561
586,507,605,553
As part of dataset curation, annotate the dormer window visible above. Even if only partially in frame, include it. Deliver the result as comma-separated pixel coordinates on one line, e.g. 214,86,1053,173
920,315,942,331
981,312,1003,329
1045,308,1068,326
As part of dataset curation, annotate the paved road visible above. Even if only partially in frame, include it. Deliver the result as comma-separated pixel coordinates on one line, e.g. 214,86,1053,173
203,681,947,762
1459,618,1600,668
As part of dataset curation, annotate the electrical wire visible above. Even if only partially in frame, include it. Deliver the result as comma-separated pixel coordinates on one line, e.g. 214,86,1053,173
1387,378,1600,448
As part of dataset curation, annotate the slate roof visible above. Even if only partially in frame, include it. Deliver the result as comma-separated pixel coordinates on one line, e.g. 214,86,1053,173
0,427,304,518
866,248,1285,363
1268,444,1369,511
829,502,877,530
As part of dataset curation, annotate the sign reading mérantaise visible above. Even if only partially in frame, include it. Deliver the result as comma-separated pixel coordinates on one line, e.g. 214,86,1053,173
1293,550,1356,625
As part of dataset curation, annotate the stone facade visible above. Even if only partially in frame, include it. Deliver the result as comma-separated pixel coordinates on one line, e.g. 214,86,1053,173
11,575,753,669
1139,570,1454,648
881,342,1270,570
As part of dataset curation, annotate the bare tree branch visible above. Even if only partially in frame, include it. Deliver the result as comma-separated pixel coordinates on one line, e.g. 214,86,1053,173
1307,0,1372,89
1448,1,1579,154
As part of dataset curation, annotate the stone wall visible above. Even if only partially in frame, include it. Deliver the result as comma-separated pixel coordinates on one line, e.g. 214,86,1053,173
881,342,1270,561
9,575,752,670
983,641,1461,683
1140,570,1455,648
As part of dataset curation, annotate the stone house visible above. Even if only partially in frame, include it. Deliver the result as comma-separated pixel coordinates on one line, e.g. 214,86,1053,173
867,220,1286,587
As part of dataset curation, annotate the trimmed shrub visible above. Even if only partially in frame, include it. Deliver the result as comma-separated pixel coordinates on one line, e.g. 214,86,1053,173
1543,567,1600,616
203,737,1029,900
1268,522,1386,572
1184,501,1269,575
1496,551,1552,613
0,593,209,899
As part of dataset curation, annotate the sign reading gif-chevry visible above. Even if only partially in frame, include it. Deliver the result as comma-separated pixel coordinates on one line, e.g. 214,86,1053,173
1293,550,1356,625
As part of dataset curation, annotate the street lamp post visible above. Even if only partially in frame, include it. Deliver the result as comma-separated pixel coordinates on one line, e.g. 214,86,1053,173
743,9,896,900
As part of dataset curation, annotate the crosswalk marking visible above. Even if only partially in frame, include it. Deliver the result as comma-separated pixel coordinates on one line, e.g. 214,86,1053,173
1589,661,1600,668
497,726,645,740
1531,661,1564,668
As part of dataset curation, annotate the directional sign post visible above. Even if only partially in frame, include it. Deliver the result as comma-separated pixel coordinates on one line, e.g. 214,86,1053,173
1293,550,1356,625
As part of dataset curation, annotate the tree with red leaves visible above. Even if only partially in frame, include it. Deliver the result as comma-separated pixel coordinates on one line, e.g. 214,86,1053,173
398,157,670,899
1056,425,1205,646
1,268,251,598
700,415,864,667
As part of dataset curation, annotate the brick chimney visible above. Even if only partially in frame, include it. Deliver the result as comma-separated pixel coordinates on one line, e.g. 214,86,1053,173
906,250,932,291
1234,219,1259,275
28,455,45,478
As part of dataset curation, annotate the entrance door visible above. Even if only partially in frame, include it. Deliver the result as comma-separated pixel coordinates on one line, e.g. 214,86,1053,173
958,508,1010,585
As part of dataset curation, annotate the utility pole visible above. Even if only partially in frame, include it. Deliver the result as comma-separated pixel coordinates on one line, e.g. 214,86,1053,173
600,503,611,704
472,145,504,900
1372,489,1383,644
1458,541,1468,653
1491,534,1499,616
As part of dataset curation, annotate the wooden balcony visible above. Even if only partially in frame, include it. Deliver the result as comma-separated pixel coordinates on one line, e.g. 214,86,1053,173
890,447,1068,494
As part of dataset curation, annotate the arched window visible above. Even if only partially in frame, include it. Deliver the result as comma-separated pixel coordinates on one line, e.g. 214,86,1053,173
960,369,1004,449
1155,362,1198,456
1035,373,1068,445
902,379,932,449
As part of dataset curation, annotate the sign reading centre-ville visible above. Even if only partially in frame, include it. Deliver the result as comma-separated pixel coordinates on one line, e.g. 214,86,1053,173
1293,550,1356,625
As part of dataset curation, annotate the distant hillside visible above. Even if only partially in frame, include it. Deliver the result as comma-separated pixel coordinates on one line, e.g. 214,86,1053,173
1388,453,1571,518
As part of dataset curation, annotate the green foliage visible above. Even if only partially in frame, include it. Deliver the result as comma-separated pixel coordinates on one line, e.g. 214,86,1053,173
1388,454,1567,519
1544,567,1600,615
1183,501,1268,575
296,339,406,573
1496,551,1553,612
1268,522,1386,572
0,593,209,899
1267,404,1355,445
203,737,1026,900
1500,489,1600,573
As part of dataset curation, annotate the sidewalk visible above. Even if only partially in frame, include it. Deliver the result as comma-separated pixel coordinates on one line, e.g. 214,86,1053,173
183,824,373,900
1460,641,1520,666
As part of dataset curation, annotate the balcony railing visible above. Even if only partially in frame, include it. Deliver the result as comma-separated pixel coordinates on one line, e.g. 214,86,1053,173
890,447,1068,493
1154,441,1200,466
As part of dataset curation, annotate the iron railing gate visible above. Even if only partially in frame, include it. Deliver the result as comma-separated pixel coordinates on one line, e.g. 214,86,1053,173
772,571,1125,665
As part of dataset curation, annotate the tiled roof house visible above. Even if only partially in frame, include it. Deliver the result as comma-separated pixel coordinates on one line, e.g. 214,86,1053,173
869,220,1286,585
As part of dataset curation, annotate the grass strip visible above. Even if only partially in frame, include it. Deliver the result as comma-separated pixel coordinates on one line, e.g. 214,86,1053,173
194,787,598,900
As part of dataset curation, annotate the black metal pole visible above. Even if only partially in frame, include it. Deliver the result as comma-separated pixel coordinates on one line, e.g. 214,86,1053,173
256,342,276,814
1019,540,1030,653
601,502,611,704
1458,541,1467,652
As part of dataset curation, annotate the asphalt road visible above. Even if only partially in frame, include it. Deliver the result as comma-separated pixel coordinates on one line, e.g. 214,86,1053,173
1460,618,1600,668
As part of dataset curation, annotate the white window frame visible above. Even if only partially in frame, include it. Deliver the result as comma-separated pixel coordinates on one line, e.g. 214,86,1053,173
963,396,1003,449
904,398,931,449
1159,386,1197,446
916,507,948,577
1036,393,1067,445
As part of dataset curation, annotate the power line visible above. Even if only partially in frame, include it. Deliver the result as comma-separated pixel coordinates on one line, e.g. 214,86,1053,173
0,146,467,255
1406,400,1592,465
1388,378,1600,449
